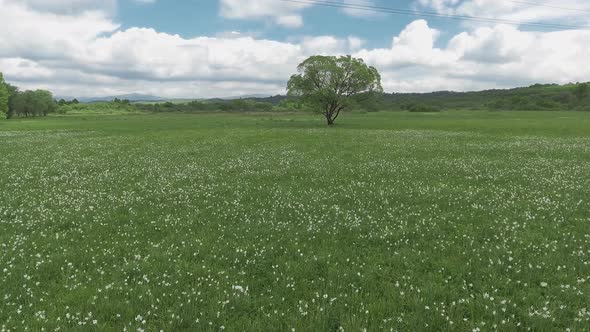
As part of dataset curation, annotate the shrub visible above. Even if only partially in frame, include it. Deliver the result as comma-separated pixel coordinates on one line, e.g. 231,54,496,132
406,103,441,113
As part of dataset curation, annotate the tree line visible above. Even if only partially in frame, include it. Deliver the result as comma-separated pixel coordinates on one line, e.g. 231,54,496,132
3,65,590,122
136,98,316,113
378,82,590,112
0,73,61,119
184,82,590,115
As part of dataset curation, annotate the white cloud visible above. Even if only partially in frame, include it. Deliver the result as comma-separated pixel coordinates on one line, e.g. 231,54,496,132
219,0,383,28
347,36,365,51
417,0,590,26
3,0,117,15
2,0,590,98
449,25,533,64
356,20,453,69
219,0,311,28
354,20,590,92
300,36,363,55
0,58,54,81
0,0,120,60
276,15,304,28
0,0,367,97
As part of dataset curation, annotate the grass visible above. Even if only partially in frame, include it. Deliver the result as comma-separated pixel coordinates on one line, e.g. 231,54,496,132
1,111,590,331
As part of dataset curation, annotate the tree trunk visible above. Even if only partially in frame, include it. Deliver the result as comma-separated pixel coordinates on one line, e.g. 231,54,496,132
325,105,337,125
325,112,335,125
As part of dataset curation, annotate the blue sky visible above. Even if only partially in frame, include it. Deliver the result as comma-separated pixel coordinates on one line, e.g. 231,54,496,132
1,0,590,98
117,0,435,48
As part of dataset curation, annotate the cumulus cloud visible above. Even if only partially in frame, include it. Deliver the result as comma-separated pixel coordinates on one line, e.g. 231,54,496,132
219,0,311,28
3,0,118,15
2,0,590,98
356,20,454,69
0,0,358,97
0,1,119,61
219,0,384,28
354,20,590,92
417,0,590,26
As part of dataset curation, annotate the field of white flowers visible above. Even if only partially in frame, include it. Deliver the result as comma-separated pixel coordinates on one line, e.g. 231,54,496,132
1,112,590,331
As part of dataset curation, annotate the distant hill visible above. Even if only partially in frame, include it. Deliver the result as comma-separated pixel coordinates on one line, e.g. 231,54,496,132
61,82,590,112
220,94,275,100
57,94,166,103
57,93,278,103
247,83,590,111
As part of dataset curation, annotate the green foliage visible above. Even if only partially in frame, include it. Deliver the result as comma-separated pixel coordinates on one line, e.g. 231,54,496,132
137,99,277,113
224,99,273,112
275,98,314,112
113,98,131,105
404,103,441,113
134,82,590,115
58,101,140,115
574,83,589,101
1,75,57,119
10,92,31,117
4,84,18,119
287,55,382,124
9,90,57,118
0,73,8,116
380,83,590,112
36,90,57,115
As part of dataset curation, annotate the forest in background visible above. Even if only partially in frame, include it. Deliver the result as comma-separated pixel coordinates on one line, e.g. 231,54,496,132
135,82,590,113
2,72,590,118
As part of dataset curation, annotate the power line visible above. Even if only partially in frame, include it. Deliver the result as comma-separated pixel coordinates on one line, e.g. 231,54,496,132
280,0,590,30
283,0,590,30
507,0,590,14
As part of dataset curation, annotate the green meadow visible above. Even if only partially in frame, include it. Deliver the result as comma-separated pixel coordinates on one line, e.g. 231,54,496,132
1,111,590,331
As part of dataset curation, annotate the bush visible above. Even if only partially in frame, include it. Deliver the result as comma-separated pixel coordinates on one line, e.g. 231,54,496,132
57,101,140,114
405,103,441,113
574,105,590,112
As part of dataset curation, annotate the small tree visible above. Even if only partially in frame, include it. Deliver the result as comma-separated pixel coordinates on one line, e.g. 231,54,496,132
33,90,56,116
0,73,8,117
287,55,382,125
10,92,29,117
5,83,18,119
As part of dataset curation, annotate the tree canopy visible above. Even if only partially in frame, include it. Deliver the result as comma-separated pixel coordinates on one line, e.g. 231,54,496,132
0,73,8,116
0,73,61,119
574,83,589,101
287,55,382,125
8,89,56,118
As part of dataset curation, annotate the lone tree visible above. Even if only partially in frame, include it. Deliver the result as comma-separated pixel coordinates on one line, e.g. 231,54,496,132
287,55,382,125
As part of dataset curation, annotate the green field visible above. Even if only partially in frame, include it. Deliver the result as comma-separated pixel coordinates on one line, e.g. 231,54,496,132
1,111,590,331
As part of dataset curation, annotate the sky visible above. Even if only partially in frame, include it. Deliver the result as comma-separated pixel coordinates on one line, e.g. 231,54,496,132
1,0,590,98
